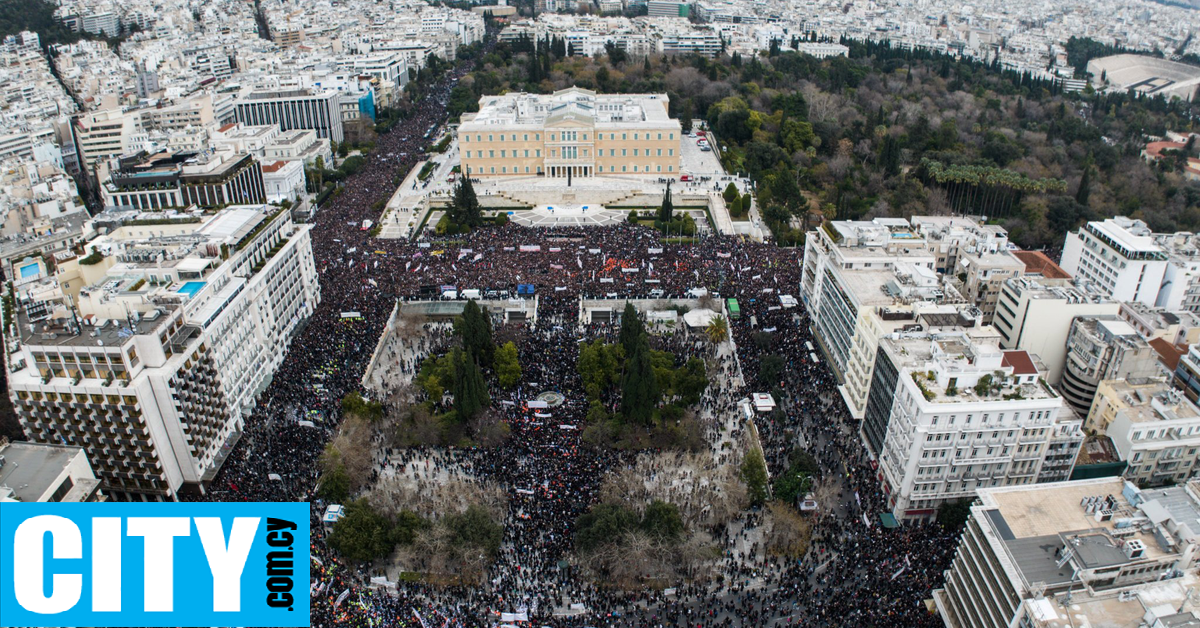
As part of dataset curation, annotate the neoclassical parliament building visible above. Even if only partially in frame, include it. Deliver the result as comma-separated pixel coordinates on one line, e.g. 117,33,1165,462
458,87,683,178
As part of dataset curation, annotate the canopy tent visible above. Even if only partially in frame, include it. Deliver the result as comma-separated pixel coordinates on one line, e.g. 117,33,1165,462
683,308,720,328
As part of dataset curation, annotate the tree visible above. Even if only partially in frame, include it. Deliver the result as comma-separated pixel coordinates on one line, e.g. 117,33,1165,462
640,500,684,542
618,302,644,357
575,503,639,553
759,354,785,386
494,341,522,388
704,315,729,343
454,299,494,367
328,499,398,563
318,459,351,503
448,176,483,229
658,182,674,222
452,349,489,421
621,333,659,425
741,447,770,506
1075,163,1092,207
444,504,504,557
578,340,619,401
723,182,740,204
938,498,974,532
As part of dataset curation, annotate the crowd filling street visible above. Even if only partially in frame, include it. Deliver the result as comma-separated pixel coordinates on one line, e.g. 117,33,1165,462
186,47,958,628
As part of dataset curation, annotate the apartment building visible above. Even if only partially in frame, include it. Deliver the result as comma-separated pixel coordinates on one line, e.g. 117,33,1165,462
142,97,216,131
71,109,144,169
1101,385,1200,487
7,205,320,500
1059,316,1162,417
993,277,1118,384
800,218,939,382
865,333,1082,522
657,32,722,56
459,87,681,178
934,477,1200,628
234,87,344,143
1061,217,1169,307
0,440,104,502
1087,377,1171,433
101,150,266,210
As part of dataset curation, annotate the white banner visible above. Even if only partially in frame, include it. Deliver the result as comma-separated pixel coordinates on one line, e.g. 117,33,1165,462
268,473,282,481
500,612,528,622
527,400,549,408
600,278,614,283
534,412,552,418
334,589,351,609
589,248,601,254
648,247,664,254
519,245,542,252
622,267,639,273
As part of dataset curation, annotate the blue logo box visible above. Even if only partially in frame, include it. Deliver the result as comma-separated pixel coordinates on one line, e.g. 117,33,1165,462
0,501,310,627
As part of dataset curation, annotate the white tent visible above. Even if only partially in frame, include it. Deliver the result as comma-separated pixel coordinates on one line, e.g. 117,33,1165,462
683,308,720,328
753,393,777,413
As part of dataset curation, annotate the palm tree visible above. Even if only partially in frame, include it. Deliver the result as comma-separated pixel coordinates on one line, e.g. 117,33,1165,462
704,315,729,344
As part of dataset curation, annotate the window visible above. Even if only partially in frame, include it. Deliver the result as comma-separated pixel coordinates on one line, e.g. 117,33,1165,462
476,135,481,142
502,167,507,173
551,134,556,141
489,150,494,158
669,149,674,156
488,134,493,141
658,133,662,140
622,133,627,140
634,149,639,156
622,149,627,156
499,134,505,141
501,150,506,158
657,149,662,156
523,134,529,141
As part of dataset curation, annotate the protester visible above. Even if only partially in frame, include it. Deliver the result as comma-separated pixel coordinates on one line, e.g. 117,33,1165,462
187,46,954,627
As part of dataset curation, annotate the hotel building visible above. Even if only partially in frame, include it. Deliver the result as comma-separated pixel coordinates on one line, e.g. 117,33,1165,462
5,205,320,500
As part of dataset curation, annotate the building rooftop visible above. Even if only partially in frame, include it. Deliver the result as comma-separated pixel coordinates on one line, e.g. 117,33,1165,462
1012,250,1072,280
0,441,100,502
460,86,677,129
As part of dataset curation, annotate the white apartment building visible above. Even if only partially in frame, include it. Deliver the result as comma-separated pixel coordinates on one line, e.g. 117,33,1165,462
800,218,938,384
864,333,1083,522
1061,217,1170,307
993,277,1118,384
934,477,1200,628
1104,384,1200,487
70,108,144,170
7,205,320,500
1059,315,1162,417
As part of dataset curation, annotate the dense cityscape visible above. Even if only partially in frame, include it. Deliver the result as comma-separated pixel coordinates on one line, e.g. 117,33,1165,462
4,0,1200,624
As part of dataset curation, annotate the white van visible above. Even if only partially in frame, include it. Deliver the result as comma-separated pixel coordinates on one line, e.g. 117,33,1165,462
461,289,482,300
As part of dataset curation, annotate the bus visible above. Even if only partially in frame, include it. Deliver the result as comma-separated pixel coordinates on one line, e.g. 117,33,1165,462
727,298,740,319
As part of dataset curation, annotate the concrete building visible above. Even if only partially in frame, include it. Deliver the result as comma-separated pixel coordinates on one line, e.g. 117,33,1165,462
71,109,144,169
993,277,1118,384
7,205,320,500
934,477,1200,628
0,440,104,502
1087,378,1171,433
1061,217,1169,307
1060,316,1163,417
1101,384,1200,487
263,129,332,167
1174,344,1200,403
459,87,681,178
234,87,344,143
865,333,1082,522
143,97,216,132
261,160,305,203
101,150,266,210
648,0,690,18
795,42,849,58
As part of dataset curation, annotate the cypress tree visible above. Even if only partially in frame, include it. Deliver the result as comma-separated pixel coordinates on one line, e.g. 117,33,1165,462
452,349,488,421
618,302,644,357
455,299,494,367
658,183,674,222
621,333,658,425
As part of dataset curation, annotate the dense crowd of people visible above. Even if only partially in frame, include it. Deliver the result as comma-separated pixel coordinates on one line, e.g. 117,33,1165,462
186,42,958,627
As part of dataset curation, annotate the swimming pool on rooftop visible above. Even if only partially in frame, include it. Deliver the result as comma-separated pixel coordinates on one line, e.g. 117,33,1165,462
176,281,206,298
